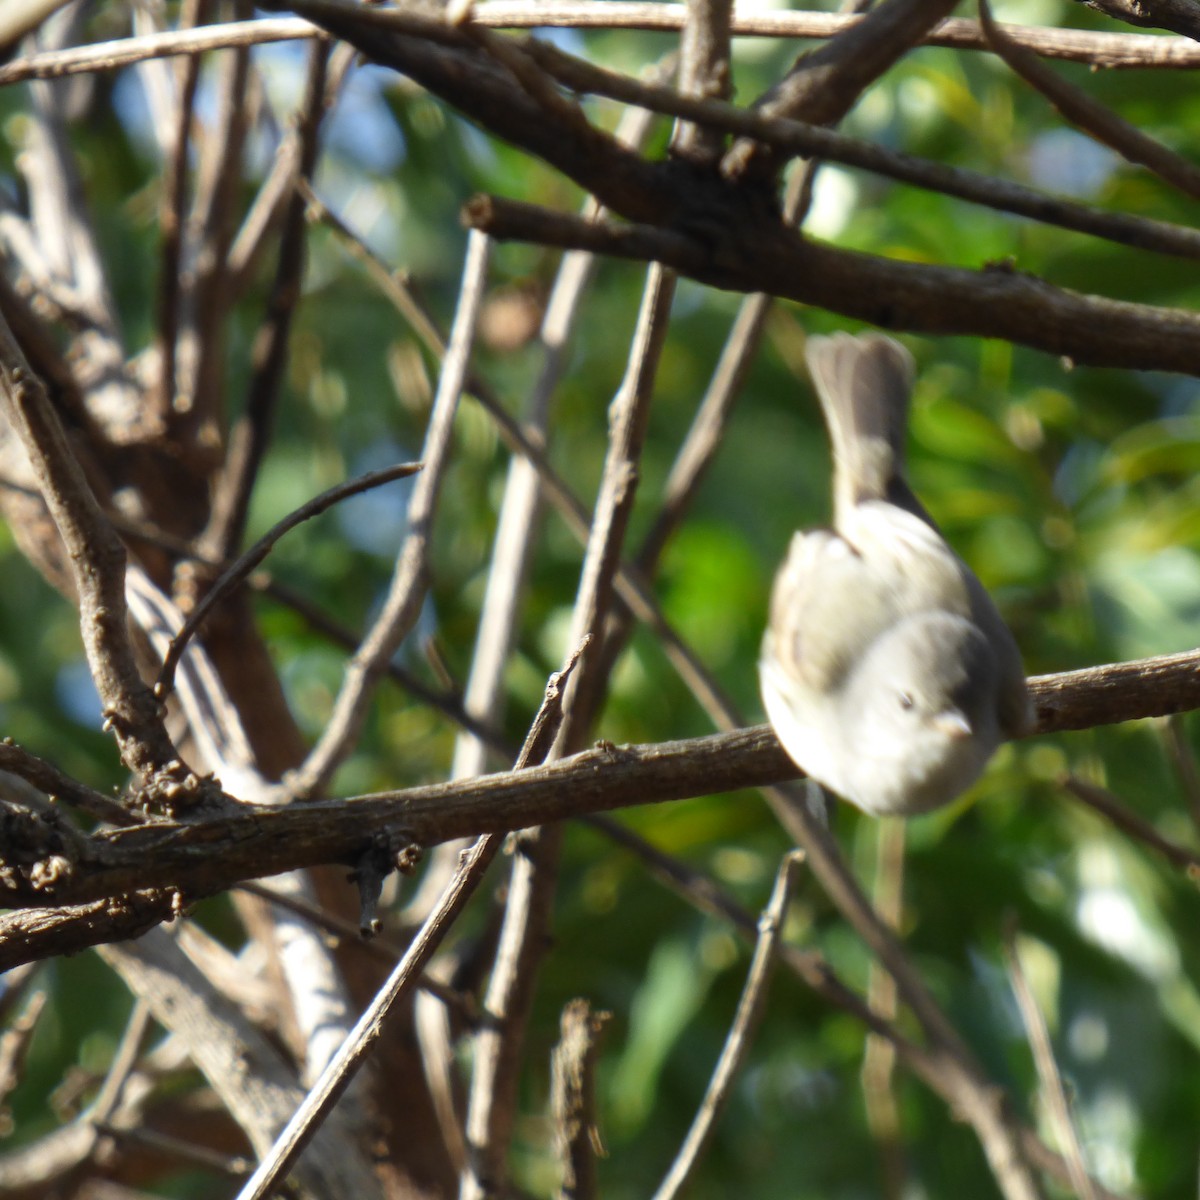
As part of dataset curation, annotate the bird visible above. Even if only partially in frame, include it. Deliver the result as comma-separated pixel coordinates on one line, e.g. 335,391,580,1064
759,332,1032,816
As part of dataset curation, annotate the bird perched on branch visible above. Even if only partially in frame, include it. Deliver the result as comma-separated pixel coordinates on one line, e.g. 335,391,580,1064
759,332,1031,816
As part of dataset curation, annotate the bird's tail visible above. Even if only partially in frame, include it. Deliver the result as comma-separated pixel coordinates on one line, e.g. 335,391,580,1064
805,332,922,522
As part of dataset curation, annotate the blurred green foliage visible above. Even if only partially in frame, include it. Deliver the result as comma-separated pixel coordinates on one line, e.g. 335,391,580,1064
2,4,1200,1197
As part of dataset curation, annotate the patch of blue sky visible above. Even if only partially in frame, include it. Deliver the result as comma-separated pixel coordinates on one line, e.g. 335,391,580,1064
56,658,103,729
1026,128,1119,200
336,441,415,560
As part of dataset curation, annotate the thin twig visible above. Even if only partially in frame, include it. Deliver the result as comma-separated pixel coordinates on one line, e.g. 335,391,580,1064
637,288,772,572
556,265,677,750
89,999,153,1126
652,850,802,1200
593,816,1123,1200
1163,715,1200,830
1060,774,1200,876
0,740,138,826
462,265,676,1200
463,261,675,1191
201,41,333,561
1,9,1198,88
591,169,808,689
449,90,662,783
1003,920,1098,1200
724,0,959,178
0,18,325,86
238,838,503,1200
468,0,1200,67
0,988,48,1106
861,818,909,1200
153,0,204,425
94,1123,252,1178
419,92,663,923
170,24,252,431
302,183,739,734
521,39,1200,263
225,39,355,296
21,18,141,440
108,507,512,753
980,0,1200,201
237,880,479,1021
290,231,491,799
155,460,421,700
0,963,40,1030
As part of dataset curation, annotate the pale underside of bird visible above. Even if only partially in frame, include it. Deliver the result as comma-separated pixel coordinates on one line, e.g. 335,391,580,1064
760,333,1032,817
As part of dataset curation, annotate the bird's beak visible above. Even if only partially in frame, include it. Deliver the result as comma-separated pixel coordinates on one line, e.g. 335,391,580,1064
932,710,973,741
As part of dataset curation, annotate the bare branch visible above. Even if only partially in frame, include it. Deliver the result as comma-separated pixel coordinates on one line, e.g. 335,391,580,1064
100,929,382,1198
593,817,1126,1200
1029,649,1200,732
1163,715,1200,830
95,1123,252,1179
291,231,491,799
2,644,1200,941
88,998,153,1128
551,999,610,1200
520,40,1200,263
155,461,421,701
448,94,662,787
472,0,1200,67
1060,774,1200,874
861,819,908,1200
0,18,325,86
0,987,48,1110
652,851,802,1200
1004,922,1098,1200
0,892,184,967
0,740,137,826
466,195,1200,373
672,0,732,163
153,0,205,427
170,26,252,432
301,181,740,743
462,264,676,1199
1,8,1198,89
981,0,1200,201
201,41,333,560
723,0,960,180
237,643,586,1200
0,315,198,798
1076,0,1200,38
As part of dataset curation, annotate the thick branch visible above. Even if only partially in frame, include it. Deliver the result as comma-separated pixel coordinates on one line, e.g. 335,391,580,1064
0,645,1195,931
466,196,1200,374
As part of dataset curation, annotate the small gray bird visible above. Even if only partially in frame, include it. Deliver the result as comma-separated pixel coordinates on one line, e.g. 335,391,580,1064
759,333,1032,816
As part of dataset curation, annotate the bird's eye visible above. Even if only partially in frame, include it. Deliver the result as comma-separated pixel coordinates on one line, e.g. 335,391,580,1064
897,692,915,711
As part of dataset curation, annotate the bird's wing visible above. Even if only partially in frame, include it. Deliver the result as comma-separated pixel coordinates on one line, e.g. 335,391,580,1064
962,572,1035,737
764,527,899,693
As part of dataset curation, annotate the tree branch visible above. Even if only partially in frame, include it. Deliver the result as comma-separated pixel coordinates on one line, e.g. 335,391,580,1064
0,314,201,800
290,230,491,799
0,644,1196,939
466,195,1200,373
